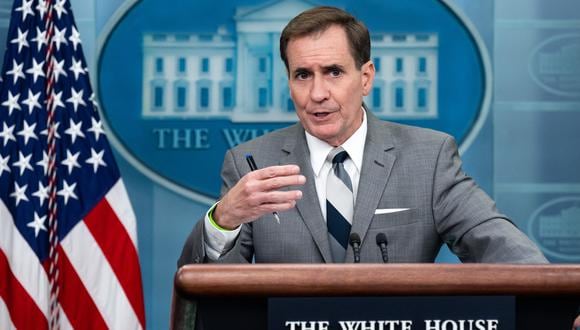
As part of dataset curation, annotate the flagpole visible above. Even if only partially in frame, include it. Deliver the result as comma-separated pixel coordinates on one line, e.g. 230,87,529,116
42,0,60,329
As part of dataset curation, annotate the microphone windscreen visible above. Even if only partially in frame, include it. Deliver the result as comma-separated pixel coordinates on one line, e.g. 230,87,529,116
376,232,387,245
349,232,361,245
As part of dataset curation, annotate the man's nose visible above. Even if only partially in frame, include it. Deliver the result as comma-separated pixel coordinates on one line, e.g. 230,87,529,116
309,75,330,102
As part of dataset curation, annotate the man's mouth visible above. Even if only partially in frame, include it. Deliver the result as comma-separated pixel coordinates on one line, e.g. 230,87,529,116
314,112,330,118
311,109,336,118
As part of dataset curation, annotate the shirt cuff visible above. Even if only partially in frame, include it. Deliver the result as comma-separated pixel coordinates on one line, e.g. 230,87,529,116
203,201,241,260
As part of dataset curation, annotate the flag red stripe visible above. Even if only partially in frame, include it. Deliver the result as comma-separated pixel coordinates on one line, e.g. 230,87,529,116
57,244,108,329
0,249,48,330
84,198,146,327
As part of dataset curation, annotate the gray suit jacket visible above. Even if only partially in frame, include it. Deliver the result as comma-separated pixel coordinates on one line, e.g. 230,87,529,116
179,113,547,265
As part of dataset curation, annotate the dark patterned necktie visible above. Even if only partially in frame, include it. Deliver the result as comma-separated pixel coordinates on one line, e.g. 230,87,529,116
326,147,353,262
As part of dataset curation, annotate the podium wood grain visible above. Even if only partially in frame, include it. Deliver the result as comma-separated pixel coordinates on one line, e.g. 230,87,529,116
175,264,580,297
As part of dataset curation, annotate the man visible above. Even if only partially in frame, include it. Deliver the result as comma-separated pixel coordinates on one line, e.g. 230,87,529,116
178,6,547,265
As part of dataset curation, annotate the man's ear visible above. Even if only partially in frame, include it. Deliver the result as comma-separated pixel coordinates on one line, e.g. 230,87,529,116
361,60,375,96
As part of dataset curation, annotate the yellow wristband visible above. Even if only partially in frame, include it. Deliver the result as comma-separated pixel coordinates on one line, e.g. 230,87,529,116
208,203,233,232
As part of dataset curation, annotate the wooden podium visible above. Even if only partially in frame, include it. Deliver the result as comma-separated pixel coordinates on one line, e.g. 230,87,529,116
171,264,580,330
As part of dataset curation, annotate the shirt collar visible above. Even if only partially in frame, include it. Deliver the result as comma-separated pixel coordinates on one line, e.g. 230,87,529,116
305,109,368,177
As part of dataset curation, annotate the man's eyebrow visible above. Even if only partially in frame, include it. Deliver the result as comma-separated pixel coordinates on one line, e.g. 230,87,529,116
322,64,346,72
290,64,346,75
292,67,311,73
290,67,312,76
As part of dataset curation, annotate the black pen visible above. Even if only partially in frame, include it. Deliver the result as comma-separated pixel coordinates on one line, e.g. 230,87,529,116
245,154,281,224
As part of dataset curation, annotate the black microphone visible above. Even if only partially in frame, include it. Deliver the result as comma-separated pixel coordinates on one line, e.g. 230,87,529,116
376,233,389,263
349,233,361,263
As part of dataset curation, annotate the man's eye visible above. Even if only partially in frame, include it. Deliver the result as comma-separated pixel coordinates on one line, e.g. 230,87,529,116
295,72,310,80
329,69,342,77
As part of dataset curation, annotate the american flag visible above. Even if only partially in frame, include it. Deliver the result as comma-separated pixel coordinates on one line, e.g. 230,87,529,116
0,0,145,329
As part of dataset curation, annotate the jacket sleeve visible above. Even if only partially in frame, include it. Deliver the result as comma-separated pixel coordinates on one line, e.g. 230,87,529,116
177,149,254,267
432,136,548,263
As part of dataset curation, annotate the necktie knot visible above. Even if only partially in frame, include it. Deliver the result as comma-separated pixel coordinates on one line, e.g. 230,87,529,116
332,150,348,165
328,147,348,165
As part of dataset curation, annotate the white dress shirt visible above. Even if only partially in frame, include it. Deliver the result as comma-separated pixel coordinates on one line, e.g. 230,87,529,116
203,110,368,260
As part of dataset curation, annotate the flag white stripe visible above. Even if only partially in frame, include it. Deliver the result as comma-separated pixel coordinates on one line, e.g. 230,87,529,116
0,200,49,319
0,297,16,330
105,180,138,247
59,303,73,330
61,220,141,330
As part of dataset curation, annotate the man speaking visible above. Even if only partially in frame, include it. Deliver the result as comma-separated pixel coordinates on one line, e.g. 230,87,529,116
178,6,546,265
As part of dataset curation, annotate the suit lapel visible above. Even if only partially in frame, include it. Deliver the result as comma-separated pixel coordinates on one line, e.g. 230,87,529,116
281,125,333,263
347,114,396,260
279,113,396,263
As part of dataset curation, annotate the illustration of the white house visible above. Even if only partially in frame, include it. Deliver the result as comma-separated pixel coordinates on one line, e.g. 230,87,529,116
141,0,438,121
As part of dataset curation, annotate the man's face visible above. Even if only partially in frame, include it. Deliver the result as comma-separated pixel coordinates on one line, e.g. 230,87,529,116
286,24,374,146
